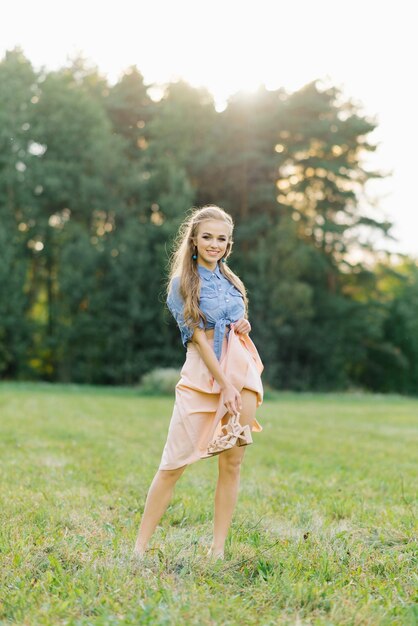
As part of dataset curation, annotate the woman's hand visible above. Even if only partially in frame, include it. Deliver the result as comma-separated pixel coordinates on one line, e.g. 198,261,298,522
222,382,242,416
233,319,251,335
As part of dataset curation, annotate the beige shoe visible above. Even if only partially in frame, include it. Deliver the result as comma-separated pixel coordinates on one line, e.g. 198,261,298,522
206,413,253,457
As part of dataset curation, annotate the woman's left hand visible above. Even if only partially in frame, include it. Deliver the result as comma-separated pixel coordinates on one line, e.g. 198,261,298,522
233,319,251,335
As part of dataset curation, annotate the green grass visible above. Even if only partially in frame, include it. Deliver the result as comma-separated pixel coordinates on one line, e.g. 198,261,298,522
0,382,417,625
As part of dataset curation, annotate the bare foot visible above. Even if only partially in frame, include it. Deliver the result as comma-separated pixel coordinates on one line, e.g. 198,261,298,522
206,545,224,560
132,546,146,559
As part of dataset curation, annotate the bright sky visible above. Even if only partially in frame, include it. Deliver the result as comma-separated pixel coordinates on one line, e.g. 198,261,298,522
2,0,416,258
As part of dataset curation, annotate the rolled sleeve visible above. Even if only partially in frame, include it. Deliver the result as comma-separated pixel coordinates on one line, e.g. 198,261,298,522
167,279,204,349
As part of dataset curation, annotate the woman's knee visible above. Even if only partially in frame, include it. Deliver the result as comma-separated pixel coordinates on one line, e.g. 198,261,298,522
158,465,187,481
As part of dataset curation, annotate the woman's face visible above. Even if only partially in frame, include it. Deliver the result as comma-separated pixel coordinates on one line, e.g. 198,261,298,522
193,219,230,270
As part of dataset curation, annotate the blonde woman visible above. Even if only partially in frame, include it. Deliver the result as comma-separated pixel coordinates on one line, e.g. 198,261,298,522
133,205,264,560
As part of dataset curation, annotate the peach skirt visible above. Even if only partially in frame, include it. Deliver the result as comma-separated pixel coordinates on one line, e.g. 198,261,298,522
158,323,264,470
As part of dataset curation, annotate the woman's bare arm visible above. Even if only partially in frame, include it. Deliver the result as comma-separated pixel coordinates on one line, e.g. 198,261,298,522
191,327,242,415
192,328,228,389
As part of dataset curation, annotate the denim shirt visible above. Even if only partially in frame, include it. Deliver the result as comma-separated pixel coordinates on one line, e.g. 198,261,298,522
167,263,246,361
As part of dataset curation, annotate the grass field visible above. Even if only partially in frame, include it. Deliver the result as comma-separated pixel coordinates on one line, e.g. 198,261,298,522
0,382,417,625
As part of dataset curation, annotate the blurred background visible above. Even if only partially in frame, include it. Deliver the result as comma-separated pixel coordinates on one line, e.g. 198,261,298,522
1,0,417,393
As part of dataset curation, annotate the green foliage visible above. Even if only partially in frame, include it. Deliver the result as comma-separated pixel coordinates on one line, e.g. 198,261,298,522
0,47,417,394
138,367,181,395
359,260,418,394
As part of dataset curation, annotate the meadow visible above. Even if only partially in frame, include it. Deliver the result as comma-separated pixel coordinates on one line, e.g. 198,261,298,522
0,382,417,625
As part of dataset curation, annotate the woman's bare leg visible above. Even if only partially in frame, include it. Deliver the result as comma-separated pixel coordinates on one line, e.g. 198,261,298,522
211,389,258,556
133,465,187,555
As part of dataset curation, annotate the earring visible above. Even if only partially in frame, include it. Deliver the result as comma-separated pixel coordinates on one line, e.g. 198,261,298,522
221,258,226,263
192,246,197,260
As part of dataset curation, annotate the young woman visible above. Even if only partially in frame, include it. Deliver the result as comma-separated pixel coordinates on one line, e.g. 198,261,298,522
133,205,264,560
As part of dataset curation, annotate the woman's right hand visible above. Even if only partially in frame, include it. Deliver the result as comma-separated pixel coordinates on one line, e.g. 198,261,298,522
222,382,242,416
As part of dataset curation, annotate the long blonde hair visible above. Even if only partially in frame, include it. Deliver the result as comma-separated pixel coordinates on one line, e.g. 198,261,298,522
166,205,249,331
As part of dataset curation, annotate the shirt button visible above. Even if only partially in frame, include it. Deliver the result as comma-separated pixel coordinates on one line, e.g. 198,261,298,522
226,298,229,302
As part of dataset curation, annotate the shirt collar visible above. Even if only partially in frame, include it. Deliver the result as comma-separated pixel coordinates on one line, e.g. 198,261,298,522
197,262,222,281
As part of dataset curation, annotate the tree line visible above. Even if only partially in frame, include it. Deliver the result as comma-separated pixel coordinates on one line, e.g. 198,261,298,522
1,47,417,394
